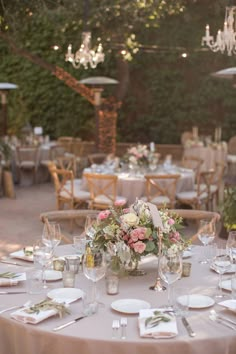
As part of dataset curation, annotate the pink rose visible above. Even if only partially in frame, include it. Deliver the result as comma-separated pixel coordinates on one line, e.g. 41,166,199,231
130,227,147,241
114,199,126,207
123,208,130,214
133,241,146,254
168,218,175,225
98,210,110,220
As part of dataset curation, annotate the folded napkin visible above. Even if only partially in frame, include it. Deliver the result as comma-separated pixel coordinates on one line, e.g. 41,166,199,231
139,309,178,339
11,299,69,324
0,279,18,287
0,272,26,287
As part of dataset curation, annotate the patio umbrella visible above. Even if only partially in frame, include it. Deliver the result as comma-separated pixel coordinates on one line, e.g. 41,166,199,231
211,67,236,87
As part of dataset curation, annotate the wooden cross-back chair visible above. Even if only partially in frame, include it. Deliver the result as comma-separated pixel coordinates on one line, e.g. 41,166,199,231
48,163,90,210
16,146,39,184
170,209,221,243
84,172,127,210
57,155,77,178
40,209,99,243
176,169,215,210
88,153,107,166
181,155,204,182
144,174,180,209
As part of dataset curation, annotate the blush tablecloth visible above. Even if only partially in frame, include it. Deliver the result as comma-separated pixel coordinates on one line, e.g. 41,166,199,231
0,245,236,354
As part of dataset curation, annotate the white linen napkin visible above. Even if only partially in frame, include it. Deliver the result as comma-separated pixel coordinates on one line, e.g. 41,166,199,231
139,309,178,339
10,298,69,324
0,279,18,286
11,307,58,324
0,272,26,287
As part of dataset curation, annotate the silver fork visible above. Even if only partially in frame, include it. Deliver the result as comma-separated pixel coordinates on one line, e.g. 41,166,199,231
209,312,236,331
120,317,127,339
112,319,120,339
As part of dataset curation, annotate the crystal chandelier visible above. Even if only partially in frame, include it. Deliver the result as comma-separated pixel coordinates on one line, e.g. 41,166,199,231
201,6,236,56
65,31,105,69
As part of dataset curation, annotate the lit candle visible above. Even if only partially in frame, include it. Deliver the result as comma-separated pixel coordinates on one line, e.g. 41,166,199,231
150,142,155,152
68,44,72,55
206,25,210,38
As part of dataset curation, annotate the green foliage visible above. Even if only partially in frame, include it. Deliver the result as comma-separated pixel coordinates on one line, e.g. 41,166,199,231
0,1,236,144
222,188,236,230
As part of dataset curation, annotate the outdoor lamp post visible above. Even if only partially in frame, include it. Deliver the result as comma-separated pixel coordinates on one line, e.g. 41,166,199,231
79,76,119,153
0,83,18,136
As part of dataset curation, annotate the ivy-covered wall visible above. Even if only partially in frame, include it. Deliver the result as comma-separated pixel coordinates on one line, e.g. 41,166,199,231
0,1,236,144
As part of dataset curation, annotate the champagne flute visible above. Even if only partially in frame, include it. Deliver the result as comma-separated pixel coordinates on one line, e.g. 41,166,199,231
212,249,231,299
82,248,106,311
158,251,182,308
42,222,61,252
198,220,216,264
33,241,53,289
84,215,97,239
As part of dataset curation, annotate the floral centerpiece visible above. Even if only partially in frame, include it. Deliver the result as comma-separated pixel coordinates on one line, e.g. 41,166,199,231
124,144,150,167
91,199,187,272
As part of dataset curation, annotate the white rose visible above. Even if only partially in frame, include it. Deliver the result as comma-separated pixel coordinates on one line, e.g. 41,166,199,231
121,213,139,226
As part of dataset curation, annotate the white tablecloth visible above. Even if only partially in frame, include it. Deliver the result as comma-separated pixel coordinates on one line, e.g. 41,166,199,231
83,166,195,204
183,146,227,171
0,245,236,354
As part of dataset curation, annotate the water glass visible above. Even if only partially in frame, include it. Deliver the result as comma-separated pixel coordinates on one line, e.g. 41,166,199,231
65,256,80,274
26,269,42,294
174,287,190,316
226,231,236,263
106,273,119,295
198,220,216,264
62,270,75,288
73,235,87,259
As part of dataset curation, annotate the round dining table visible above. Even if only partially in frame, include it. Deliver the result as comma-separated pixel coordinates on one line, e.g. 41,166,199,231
183,145,227,172
0,244,236,354
83,165,195,205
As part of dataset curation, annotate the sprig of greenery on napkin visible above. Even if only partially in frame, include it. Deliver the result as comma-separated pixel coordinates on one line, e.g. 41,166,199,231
25,299,70,318
0,272,20,279
145,310,171,329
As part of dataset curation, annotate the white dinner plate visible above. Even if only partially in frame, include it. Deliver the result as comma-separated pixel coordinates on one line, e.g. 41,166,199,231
188,295,215,309
211,263,236,274
182,250,193,259
220,279,232,292
111,299,151,314
219,299,236,313
10,249,34,262
47,288,83,303
44,270,62,282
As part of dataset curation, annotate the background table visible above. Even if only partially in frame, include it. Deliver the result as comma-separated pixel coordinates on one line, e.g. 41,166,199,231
0,245,236,354
183,146,227,171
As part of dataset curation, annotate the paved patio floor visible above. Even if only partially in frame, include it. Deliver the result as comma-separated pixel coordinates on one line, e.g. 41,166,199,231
0,183,55,257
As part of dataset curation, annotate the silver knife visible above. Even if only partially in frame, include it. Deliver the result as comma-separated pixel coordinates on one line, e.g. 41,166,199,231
53,316,85,331
0,260,29,267
0,291,27,294
181,316,196,337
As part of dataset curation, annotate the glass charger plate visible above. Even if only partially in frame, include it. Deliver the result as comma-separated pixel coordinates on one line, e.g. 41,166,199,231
188,295,215,309
111,299,151,314
47,288,83,303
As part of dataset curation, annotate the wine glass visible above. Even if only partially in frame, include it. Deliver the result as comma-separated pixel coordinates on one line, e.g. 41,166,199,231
158,251,183,308
84,215,97,239
82,248,106,312
33,241,53,289
212,248,231,299
226,230,236,264
42,222,61,252
198,220,216,264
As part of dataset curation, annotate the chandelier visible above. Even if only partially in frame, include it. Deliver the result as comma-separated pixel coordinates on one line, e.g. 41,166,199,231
65,31,105,69
201,6,236,56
